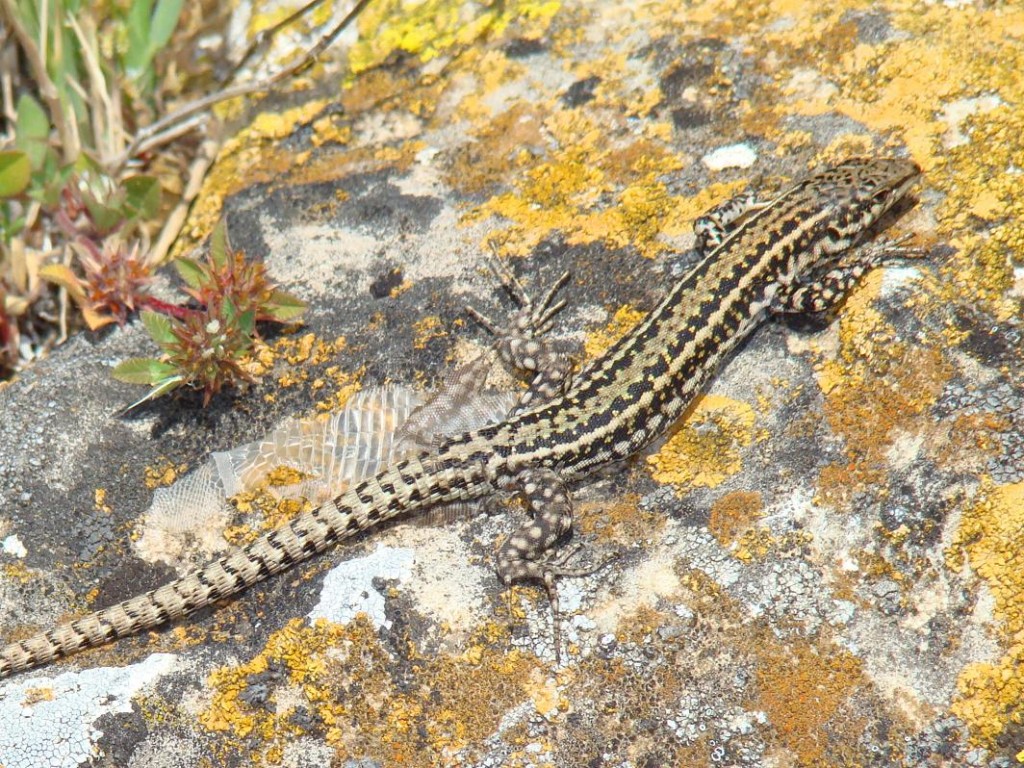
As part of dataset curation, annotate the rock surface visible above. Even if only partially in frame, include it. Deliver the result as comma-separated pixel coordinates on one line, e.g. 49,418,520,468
2,1,1024,766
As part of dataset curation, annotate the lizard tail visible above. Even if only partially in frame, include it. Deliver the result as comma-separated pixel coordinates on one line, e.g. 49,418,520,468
0,455,488,679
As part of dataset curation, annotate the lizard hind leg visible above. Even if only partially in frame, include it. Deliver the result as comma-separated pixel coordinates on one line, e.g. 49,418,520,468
496,467,608,663
466,255,575,414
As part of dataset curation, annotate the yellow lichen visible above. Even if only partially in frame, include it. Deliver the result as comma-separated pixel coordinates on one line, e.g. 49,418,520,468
200,618,354,751
412,315,446,349
349,0,560,77
143,459,187,490
1,562,35,584
583,305,644,359
200,615,538,765
177,100,331,257
647,394,759,491
947,481,1024,745
93,488,111,515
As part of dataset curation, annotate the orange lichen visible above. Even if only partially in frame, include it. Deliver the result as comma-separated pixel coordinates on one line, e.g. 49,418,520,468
444,102,548,195
813,272,953,508
708,491,763,548
753,636,868,765
947,481,1024,745
577,493,665,548
647,394,761,491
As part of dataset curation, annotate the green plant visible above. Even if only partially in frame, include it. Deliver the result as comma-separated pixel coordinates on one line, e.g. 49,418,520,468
112,221,306,407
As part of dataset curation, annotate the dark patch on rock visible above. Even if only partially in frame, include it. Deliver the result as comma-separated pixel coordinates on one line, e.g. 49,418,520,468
659,38,727,100
94,704,152,768
226,168,444,245
954,304,1022,369
504,37,546,58
670,103,713,130
840,9,895,44
240,661,288,709
370,266,404,298
96,559,179,605
561,76,601,107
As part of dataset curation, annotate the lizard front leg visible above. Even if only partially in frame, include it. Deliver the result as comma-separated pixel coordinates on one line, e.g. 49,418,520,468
693,192,768,255
771,235,924,314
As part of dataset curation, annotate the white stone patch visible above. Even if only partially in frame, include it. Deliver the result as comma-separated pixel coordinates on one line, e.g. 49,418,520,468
1009,265,1024,299
880,265,922,297
2,534,27,558
0,654,175,768
784,68,839,103
397,526,489,637
262,222,380,290
702,144,758,171
938,94,1002,147
394,148,445,197
308,545,414,629
886,428,925,471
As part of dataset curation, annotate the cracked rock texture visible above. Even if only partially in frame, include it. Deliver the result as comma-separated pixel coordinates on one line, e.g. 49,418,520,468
2,1,1024,766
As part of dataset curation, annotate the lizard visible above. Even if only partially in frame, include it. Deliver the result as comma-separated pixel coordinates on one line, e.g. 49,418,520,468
0,156,922,679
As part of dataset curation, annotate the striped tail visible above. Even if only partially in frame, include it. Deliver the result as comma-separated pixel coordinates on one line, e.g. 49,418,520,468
0,455,489,679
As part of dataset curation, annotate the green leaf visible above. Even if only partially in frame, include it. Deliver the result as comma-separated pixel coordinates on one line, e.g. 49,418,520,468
173,256,207,289
123,175,161,219
0,209,26,240
140,309,177,348
0,151,31,197
29,153,74,206
238,309,256,336
13,0,41,39
83,195,123,234
149,0,183,50
119,373,186,413
124,0,155,75
112,357,180,384
262,289,308,322
15,94,50,169
220,295,238,325
15,94,48,140
209,220,228,268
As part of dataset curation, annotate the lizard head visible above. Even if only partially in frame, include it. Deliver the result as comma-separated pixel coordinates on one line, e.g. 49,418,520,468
812,156,922,240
